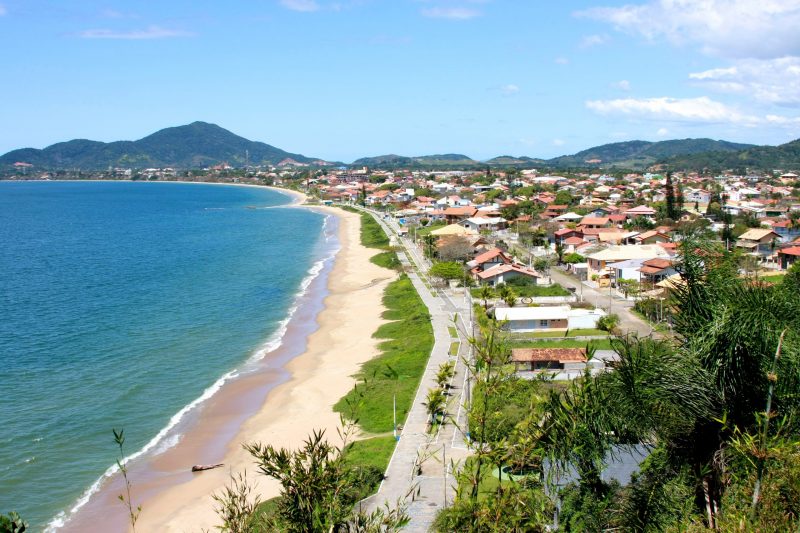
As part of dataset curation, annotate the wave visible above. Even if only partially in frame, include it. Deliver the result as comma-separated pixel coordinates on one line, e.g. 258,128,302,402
47,213,339,532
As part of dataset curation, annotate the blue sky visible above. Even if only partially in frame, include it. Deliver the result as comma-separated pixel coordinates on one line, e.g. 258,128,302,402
2,0,800,162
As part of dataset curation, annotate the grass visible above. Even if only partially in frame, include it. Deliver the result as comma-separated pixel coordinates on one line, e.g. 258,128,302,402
359,212,390,248
448,326,458,338
334,275,434,433
471,283,571,298
370,250,401,270
415,221,447,236
343,435,397,473
449,341,460,356
760,274,786,284
507,338,614,350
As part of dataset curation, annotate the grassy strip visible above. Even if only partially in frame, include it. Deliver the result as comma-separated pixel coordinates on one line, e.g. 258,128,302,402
334,275,434,433
449,341,460,356
507,338,613,350
470,283,570,298
415,221,447,236
344,435,398,472
370,250,401,270
448,326,458,338
359,212,390,248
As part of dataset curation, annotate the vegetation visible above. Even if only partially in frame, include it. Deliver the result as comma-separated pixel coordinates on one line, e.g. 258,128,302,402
358,212,390,248
0,512,27,533
369,251,400,270
439,239,800,531
429,261,465,282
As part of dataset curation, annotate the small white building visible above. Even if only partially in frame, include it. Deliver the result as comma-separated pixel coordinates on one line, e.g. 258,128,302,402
495,306,607,332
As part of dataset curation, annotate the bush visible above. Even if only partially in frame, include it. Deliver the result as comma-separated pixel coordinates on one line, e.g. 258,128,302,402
597,313,620,332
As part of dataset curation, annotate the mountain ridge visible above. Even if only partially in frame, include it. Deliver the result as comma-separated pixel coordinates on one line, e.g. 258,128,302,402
0,122,324,170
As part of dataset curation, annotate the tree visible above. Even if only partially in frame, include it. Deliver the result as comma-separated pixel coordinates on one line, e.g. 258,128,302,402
477,285,495,309
596,313,619,332
665,172,679,221
429,261,465,282
245,430,409,532
555,190,573,206
562,252,585,264
437,236,473,262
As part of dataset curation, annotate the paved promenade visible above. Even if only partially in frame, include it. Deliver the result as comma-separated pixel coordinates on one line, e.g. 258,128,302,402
357,209,473,532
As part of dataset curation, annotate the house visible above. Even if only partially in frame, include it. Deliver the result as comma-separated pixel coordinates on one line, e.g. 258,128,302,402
511,348,587,372
778,246,800,269
429,224,478,238
467,247,513,273
638,258,677,286
624,205,657,219
631,230,671,245
607,258,646,283
579,216,611,229
475,263,543,286
462,216,507,232
735,228,781,258
443,206,478,224
585,245,672,277
555,228,584,243
495,305,607,332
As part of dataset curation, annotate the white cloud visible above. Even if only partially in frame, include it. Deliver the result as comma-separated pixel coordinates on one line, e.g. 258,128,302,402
421,7,481,19
612,79,631,91
554,56,569,65
580,34,609,48
578,0,800,59
689,57,800,107
0,5,6,16
656,127,669,136
553,138,566,146
78,26,193,39
586,95,800,128
280,0,320,12
585,96,758,123
500,84,520,95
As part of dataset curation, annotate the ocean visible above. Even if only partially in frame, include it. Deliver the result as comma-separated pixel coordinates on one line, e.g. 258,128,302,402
0,181,330,530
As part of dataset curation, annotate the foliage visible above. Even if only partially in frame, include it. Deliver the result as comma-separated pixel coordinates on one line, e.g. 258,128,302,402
334,276,433,433
0,512,27,533
562,253,585,264
369,250,400,270
596,313,619,332
213,473,262,533
359,213,390,249
558,480,621,532
244,430,409,532
113,428,141,533
429,261,465,281
437,235,473,262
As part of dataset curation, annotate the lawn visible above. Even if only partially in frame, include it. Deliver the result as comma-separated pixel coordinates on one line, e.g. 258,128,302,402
334,275,434,433
512,329,609,339
760,274,786,284
507,338,614,350
359,212,390,248
370,250,401,270
344,434,397,473
448,326,458,338
414,221,447,237
471,283,571,299
449,341,460,356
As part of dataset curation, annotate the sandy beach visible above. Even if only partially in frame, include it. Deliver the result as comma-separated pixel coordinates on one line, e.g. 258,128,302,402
123,202,393,531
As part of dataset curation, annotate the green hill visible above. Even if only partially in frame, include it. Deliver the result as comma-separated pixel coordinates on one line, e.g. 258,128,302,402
0,122,323,170
660,138,800,171
547,139,754,169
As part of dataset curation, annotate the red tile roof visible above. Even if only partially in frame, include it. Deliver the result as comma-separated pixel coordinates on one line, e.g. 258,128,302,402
511,348,587,363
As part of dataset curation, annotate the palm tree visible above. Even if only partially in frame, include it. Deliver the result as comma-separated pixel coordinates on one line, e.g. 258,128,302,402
423,387,446,426
477,285,495,309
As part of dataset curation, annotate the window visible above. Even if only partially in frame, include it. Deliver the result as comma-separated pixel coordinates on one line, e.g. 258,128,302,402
539,320,549,327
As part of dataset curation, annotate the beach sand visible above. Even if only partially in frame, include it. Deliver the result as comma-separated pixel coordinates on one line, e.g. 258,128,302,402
125,203,394,532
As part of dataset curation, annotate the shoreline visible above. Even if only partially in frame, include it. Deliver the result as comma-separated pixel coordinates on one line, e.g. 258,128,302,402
57,199,394,532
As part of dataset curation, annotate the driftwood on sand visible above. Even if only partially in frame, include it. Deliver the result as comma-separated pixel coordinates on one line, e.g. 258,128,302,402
191,463,224,472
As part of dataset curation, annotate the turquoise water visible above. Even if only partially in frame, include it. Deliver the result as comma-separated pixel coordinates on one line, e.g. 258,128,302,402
0,181,327,530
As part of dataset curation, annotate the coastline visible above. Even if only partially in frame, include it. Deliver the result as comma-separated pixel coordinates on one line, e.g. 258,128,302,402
57,199,394,532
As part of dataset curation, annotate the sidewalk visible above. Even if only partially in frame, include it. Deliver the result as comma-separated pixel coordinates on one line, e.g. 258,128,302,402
357,209,473,532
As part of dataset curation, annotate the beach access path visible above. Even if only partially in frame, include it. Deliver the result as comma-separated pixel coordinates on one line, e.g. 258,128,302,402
354,208,474,532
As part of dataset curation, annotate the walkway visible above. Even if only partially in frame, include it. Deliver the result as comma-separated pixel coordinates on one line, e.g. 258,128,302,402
355,209,473,532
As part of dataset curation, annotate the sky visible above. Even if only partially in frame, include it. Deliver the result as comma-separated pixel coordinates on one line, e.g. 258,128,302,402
2,0,800,162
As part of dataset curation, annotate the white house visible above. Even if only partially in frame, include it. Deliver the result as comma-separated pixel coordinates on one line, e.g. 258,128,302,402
495,306,607,332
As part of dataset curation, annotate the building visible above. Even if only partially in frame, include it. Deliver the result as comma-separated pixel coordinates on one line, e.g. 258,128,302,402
585,245,672,277
735,228,781,258
494,306,607,332
778,246,800,270
511,348,587,372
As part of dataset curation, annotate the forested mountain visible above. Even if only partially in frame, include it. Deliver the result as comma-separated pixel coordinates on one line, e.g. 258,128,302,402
547,139,754,169
0,122,324,170
660,138,800,171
